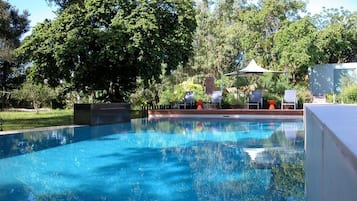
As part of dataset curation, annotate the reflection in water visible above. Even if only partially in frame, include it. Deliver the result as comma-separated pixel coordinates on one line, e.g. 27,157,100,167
0,123,132,159
0,118,305,201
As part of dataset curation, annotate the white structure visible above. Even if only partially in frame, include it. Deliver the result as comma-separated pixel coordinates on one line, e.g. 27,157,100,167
240,59,270,73
224,59,271,76
309,63,357,96
304,104,357,201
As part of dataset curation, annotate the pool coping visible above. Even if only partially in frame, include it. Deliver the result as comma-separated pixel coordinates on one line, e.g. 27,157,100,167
0,125,84,135
148,109,303,119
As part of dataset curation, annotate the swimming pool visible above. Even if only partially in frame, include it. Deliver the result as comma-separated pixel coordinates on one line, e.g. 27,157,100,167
0,118,305,201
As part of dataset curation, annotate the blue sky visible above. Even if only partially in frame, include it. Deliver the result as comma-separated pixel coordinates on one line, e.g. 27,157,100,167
7,0,57,28
7,0,357,36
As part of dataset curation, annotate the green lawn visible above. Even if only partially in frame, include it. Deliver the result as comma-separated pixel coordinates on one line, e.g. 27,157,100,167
0,109,73,131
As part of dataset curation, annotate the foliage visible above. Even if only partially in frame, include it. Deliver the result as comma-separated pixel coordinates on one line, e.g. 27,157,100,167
193,0,307,86
270,162,305,200
130,79,160,110
256,73,313,108
191,0,357,101
11,79,56,111
272,17,318,83
192,0,243,78
313,8,357,63
159,78,207,105
221,90,246,106
17,0,197,102
237,0,306,67
340,70,357,89
46,0,82,10
10,0,357,109
257,73,292,95
296,87,313,105
340,85,357,104
156,73,248,108
263,92,281,102
0,0,30,109
331,72,357,104
192,88,209,102
325,93,341,104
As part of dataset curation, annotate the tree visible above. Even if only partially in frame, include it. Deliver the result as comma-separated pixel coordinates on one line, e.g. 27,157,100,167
313,8,357,63
192,0,213,74
18,0,196,102
46,0,83,10
192,0,307,77
12,79,56,112
272,17,318,84
238,0,306,67
0,0,30,109
193,0,249,78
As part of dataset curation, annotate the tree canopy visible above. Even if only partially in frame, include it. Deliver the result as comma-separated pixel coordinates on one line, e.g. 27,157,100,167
9,0,357,108
0,0,30,109
191,0,357,85
18,0,196,102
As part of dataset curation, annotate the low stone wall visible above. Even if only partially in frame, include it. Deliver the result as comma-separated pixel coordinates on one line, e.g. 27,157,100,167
74,103,131,125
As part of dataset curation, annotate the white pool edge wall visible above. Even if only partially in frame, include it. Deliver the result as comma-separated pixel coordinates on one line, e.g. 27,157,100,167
304,104,357,201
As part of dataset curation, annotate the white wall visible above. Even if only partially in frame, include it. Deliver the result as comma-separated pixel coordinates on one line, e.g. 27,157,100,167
305,104,357,201
309,63,357,95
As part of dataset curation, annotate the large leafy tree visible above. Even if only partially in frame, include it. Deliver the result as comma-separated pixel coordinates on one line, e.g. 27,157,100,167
18,0,196,102
313,8,357,63
192,0,212,73
272,17,318,84
189,0,357,105
238,0,306,67
46,0,82,10
193,0,250,78
0,0,30,109
192,0,306,77
12,79,56,112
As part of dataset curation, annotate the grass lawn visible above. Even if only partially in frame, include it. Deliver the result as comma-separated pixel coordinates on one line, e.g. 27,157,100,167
0,109,73,131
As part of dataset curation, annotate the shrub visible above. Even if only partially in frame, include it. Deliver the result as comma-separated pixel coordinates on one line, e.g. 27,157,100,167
222,90,246,106
297,88,313,105
158,79,207,105
340,85,357,103
325,93,342,103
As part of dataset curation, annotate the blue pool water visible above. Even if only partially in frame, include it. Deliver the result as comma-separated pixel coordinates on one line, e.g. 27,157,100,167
0,118,305,201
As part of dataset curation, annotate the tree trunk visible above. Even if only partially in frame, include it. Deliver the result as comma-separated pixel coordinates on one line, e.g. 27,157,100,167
33,100,39,113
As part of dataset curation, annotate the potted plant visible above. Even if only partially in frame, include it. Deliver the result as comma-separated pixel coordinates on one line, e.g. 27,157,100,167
263,93,280,109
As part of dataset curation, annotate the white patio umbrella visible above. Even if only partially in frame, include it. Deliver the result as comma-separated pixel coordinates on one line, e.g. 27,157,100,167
224,59,274,103
224,59,271,76
239,59,271,74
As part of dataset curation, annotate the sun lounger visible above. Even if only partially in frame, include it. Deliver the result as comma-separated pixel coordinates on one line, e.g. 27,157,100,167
211,91,223,108
281,90,298,110
247,90,263,109
181,91,195,109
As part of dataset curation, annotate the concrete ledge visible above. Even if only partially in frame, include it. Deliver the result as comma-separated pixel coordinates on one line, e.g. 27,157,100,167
148,109,303,119
304,104,357,201
74,103,131,125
